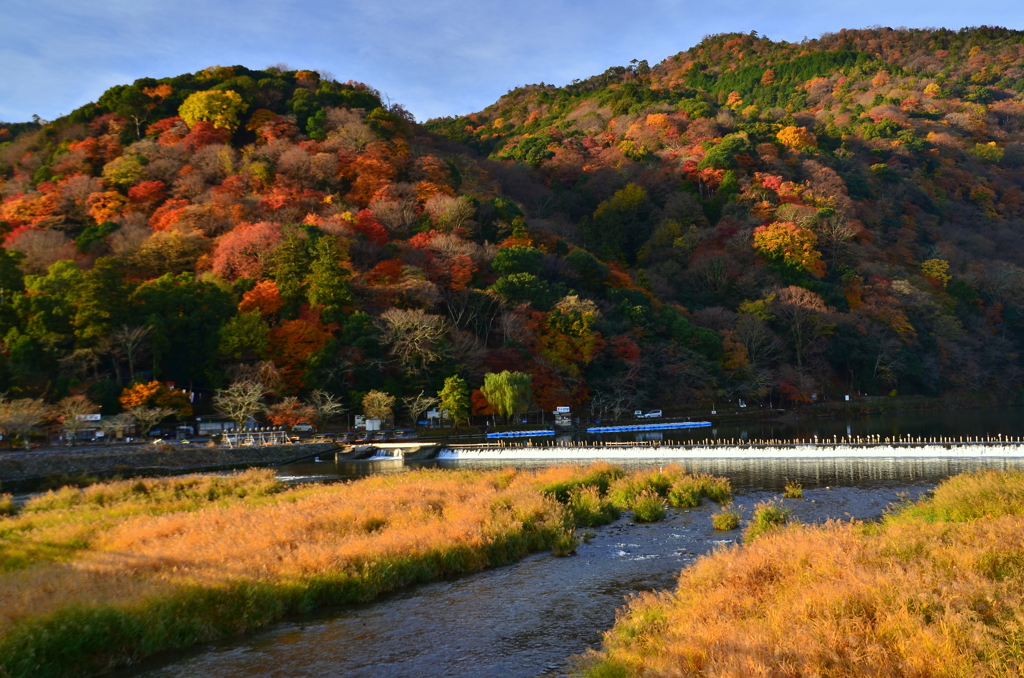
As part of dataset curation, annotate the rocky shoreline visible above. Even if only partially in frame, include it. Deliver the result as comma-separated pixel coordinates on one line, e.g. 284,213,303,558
0,442,338,489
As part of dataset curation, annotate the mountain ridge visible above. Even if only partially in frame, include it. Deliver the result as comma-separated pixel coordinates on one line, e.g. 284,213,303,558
1,26,1023,421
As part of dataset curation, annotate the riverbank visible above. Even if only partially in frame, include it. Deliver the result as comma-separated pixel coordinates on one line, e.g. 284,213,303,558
0,442,337,491
575,468,1024,677
0,463,730,677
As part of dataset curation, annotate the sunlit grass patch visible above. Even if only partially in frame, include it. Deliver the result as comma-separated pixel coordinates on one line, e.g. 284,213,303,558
0,469,282,572
576,468,1024,678
0,463,734,677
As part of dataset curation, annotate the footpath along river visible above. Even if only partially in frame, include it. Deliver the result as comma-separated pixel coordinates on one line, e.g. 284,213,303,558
116,408,1024,678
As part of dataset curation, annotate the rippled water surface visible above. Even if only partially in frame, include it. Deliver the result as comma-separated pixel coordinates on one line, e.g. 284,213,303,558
119,456,1024,677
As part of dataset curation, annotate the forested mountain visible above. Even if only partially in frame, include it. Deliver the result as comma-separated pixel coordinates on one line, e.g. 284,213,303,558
3,26,1024,421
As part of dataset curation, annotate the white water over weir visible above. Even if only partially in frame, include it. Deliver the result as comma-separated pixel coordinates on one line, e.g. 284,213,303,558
438,438,1024,460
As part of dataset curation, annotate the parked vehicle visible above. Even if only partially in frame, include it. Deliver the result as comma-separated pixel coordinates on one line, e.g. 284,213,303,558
634,410,644,419
292,423,314,433
643,410,663,419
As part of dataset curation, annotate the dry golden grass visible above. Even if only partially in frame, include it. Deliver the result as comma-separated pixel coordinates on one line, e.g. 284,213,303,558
1,463,713,677
576,469,1024,678
0,469,281,571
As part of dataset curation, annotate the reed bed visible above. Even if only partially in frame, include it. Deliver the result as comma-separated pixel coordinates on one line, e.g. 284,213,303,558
575,469,1024,677
0,463,729,677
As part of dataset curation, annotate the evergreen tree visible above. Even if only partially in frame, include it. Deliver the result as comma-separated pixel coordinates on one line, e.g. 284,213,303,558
438,375,470,427
307,237,352,324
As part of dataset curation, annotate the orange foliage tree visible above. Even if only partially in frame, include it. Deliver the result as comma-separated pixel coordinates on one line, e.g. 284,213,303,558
119,381,193,417
238,280,284,316
266,317,335,393
211,222,283,280
266,397,316,427
470,389,495,416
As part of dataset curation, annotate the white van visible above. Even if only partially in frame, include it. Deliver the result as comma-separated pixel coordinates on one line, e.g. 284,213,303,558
643,410,663,419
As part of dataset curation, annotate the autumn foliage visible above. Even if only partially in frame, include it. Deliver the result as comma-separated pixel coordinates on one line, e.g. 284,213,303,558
119,381,193,417
753,221,825,276
1,32,1024,417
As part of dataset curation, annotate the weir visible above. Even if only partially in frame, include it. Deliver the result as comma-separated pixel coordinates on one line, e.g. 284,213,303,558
336,442,442,461
437,435,1024,460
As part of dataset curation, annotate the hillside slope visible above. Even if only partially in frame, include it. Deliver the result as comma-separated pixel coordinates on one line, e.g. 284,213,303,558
1,28,1024,421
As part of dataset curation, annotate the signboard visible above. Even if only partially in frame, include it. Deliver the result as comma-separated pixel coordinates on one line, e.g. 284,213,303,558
76,414,101,421
555,406,571,414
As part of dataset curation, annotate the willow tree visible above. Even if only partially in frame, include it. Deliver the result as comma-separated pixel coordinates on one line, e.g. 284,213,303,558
480,371,532,424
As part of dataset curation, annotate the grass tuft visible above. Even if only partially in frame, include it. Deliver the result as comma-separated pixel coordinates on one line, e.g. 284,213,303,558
539,462,625,503
743,500,792,542
712,505,741,531
782,479,803,499
567,486,621,527
552,528,580,557
608,466,732,511
0,494,13,517
631,491,666,523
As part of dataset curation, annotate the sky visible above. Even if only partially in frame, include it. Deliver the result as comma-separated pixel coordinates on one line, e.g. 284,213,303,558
3,0,1024,124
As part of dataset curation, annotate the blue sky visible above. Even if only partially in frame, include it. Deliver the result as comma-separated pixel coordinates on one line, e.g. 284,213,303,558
3,0,1024,124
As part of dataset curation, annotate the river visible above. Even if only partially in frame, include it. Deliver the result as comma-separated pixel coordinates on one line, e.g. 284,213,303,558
115,408,1024,678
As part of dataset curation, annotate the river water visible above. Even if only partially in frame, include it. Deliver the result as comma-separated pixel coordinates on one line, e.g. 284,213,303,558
118,408,1024,678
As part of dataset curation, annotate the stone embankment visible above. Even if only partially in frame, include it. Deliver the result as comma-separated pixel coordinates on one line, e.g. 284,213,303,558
0,442,338,487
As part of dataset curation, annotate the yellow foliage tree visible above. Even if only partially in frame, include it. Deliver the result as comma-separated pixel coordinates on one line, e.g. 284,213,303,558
87,191,129,223
776,126,817,150
921,259,951,287
752,222,825,276
645,113,670,129
178,90,248,132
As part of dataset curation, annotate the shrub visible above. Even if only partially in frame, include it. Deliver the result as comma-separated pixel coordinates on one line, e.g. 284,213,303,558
632,491,666,523
0,494,14,517
782,480,803,499
712,506,741,531
744,500,792,541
